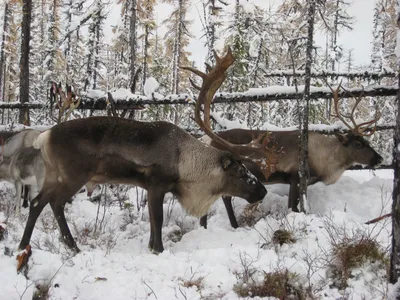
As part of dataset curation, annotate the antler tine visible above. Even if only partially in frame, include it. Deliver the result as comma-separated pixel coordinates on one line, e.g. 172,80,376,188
188,78,201,91
179,66,207,79
213,49,222,64
355,110,382,136
329,81,355,131
340,85,364,129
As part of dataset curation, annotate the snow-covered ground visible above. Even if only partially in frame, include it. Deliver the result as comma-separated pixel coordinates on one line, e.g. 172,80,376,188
0,169,395,300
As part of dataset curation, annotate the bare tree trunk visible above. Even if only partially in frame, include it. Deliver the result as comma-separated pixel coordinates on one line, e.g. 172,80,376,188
92,21,100,89
206,0,216,64
129,0,137,93
173,0,184,94
297,0,316,213
330,0,339,72
390,5,400,290
19,0,32,125
142,23,149,88
0,3,8,102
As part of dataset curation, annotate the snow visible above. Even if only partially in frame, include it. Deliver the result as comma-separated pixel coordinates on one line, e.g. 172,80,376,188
143,77,160,98
86,89,106,99
0,169,394,300
238,0,256,14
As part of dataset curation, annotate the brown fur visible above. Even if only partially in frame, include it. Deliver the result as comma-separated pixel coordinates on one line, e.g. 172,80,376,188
20,117,267,254
200,128,383,228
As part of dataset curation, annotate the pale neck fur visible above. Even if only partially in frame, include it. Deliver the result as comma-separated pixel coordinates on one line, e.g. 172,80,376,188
177,139,224,217
308,133,353,184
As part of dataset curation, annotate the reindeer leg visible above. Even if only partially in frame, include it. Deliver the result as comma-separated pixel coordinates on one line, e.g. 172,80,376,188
147,188,165,254
15,182,22,217
199,215,208,229
48,184,81,253
22,185,30,208
288,176,300,213
223,196,239,229
18,190,49,250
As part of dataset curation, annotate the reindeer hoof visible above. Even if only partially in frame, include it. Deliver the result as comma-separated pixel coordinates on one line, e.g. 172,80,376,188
16,245,32,273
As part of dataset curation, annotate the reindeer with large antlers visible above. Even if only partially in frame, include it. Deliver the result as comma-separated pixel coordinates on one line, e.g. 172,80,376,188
197,82,383,228
16,48,267,270
50,82,81,123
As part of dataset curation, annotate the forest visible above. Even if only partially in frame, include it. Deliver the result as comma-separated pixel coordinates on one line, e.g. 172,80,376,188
0,0,400,299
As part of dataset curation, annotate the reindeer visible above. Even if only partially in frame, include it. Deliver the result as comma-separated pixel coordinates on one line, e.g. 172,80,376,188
17,48,267,262
199,85,383,228
0,128,97,215
0,146,46,216
0,129,42,209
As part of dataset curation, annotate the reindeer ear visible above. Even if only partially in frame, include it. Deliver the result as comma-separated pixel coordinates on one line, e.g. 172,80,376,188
221,156,233,170
335,133,349,145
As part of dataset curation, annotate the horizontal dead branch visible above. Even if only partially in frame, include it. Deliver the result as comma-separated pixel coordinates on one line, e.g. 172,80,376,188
0,85,396,110
264,70,397,80
365,213,392,225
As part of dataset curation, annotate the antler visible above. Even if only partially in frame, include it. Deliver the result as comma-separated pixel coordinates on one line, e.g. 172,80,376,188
54,83,81,123
328,82,381,136
63,84,81,122
180,48,282,179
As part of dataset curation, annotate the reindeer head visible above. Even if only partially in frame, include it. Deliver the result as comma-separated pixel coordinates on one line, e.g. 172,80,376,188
180,48,271,203
329,83,383,168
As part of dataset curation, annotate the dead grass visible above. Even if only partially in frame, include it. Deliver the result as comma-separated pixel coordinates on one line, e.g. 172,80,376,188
234,269,307,299
179,276,204,290
32,284,50,300
237,202,264,227
272,229,296,246
329,236,388,290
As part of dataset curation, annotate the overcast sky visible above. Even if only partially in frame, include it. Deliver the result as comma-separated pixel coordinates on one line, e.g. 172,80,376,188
105,0,375,71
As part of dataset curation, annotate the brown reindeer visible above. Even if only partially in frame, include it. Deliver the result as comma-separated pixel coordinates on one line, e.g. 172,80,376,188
199,85,383,229
17,49,266,267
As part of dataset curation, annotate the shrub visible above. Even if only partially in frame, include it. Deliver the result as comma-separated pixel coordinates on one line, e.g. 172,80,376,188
329,237,388,290
234,269,306,299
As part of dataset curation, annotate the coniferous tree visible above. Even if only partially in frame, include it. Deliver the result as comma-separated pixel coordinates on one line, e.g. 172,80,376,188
371,0,397,74
163,0,192,94
110,10,130,89
83,0,107,91
202,0,225,64
323,0,353,72
138,0,156,90
3,1,20,104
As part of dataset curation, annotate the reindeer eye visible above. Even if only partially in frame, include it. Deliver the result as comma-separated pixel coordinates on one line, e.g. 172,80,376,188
355,141,363,149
